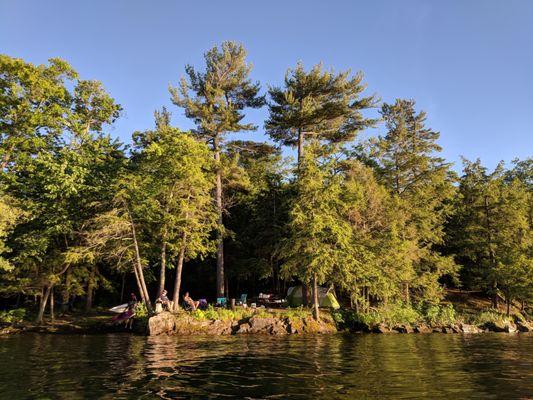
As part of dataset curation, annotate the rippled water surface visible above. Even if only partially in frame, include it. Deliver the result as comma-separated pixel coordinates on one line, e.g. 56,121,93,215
0,333,531,399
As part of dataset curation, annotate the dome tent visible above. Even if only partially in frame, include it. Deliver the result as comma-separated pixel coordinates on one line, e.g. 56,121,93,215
286,286,340,309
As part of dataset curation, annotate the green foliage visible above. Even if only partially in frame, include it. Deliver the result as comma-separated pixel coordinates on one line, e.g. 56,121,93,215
423,304,457,326
266,62,377,154
0,50,529,327
473,309,511,326
369,99,458,303
333,303,459,329
189,306,310,322
0,308,26,324
191,305,255,321
0,194,24,272
135,302,148,319
280,143,353,285
283,307,310,321
447,159,532,308
170,41,264,140
170,41,265,297
332,304,422,329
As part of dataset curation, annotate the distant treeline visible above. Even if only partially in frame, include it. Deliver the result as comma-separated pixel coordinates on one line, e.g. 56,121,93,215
0,42,531,323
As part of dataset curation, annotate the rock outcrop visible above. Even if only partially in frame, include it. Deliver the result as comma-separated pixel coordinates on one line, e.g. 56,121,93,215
459,323,483,334
147,311,337,336
516,320,532,332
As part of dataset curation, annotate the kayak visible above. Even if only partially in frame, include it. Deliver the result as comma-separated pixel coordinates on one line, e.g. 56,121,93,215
112,308,135,323
109,303,129,313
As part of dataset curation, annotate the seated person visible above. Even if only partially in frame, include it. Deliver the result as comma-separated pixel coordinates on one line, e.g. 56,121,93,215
156,289,171,310
183,292,199,311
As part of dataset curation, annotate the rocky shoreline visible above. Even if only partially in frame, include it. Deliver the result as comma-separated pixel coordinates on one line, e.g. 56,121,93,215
147,311,533,336
2,311,531,336
148,311,337,336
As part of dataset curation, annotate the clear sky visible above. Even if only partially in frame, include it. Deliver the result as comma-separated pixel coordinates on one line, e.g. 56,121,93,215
1,0,532,170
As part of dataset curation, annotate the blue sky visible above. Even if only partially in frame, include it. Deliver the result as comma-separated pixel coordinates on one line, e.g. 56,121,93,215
1,0,532,170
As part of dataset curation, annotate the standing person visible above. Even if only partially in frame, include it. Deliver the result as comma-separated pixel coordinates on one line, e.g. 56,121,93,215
129,293,138,307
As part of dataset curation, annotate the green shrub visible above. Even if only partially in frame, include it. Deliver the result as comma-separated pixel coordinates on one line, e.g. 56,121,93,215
439,304,457,325
0,308,26,324
474,309,510,326
190,305,256,321
253,308,273,319
203,305,219,320
423,304,456,325
332,304,422,330
135,303,148,320
283,306,309,321
191,309,206,320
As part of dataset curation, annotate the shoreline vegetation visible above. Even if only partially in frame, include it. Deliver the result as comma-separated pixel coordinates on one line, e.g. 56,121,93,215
2,290,531,336
0,41,531,332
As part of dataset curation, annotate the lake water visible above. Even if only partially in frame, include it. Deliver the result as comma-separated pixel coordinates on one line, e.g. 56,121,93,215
0,333,531,399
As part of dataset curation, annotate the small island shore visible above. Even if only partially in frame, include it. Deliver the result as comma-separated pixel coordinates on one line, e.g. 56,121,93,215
2,305,531,337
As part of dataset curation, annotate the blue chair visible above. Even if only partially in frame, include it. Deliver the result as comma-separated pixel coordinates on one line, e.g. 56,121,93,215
238,294,247,305
216,297,227,307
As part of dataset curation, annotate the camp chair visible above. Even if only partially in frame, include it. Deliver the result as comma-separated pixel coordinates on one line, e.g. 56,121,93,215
237,294,247,306
216,297,227,308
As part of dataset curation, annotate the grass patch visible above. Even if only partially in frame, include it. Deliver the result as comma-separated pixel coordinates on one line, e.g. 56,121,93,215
188,305,312,322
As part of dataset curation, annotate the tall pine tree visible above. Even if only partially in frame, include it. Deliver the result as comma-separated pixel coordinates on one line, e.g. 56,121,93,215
170,41,264,297
371,99,456,303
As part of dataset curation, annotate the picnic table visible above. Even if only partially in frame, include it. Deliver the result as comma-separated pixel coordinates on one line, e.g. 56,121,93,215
255,293,287,308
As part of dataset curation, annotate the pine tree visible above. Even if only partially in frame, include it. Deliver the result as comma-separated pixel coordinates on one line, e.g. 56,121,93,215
335,160,415,311
170,41,264,298
266,62,376,165
449,159,532,311
266,62,376,310
371,99,456,303
280,143,353,320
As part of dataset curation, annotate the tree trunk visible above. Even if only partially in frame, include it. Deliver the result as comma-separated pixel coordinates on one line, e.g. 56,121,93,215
132,263,143,301
36,285,52,324
484,195,498,310
492,280,499,309
128,208,152,312
404,282,410,304
297,129,305,166
85,264,96,312
506,296,511,317
173,243,186,311
61,269,72,315
50,287,55,321
158,241,167,297
214,137,225,298
302,283,309,306
120,273,125,303
312,274,320,321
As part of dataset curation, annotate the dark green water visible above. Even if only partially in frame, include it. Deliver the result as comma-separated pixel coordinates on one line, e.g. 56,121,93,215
0,333,531,399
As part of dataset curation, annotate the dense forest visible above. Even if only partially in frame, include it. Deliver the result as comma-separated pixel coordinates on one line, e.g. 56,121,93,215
0,42,531,324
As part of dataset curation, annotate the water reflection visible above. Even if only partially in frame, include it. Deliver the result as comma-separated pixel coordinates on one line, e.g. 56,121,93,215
0,333,531,399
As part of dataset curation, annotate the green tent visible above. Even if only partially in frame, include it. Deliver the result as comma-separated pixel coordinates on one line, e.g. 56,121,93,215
286,286,340,309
